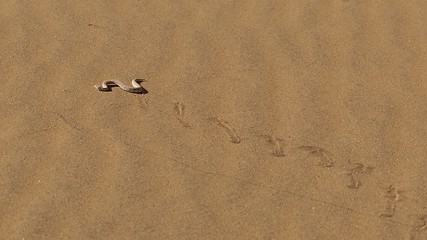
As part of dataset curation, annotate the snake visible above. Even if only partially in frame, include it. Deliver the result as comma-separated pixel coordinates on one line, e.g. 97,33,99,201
94,79,145,93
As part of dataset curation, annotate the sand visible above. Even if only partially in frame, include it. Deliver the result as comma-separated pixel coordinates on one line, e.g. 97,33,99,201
0,0,426,239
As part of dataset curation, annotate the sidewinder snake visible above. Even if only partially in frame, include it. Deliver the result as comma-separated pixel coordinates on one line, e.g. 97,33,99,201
94,79,145,93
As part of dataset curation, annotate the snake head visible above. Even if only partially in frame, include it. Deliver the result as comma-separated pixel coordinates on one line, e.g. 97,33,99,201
134,79,146,83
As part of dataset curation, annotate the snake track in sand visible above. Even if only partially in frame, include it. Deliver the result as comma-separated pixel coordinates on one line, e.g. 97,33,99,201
94,79,146,93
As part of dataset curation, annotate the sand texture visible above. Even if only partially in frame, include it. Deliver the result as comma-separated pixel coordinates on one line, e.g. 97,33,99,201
1,0,426,239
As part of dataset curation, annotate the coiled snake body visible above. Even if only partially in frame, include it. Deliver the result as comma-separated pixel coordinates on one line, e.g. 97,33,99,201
94,79,145,93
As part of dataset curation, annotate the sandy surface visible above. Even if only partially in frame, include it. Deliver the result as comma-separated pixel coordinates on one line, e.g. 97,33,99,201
1,0,426,239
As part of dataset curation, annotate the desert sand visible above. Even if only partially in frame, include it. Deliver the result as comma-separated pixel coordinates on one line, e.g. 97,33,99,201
0,0,426,239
